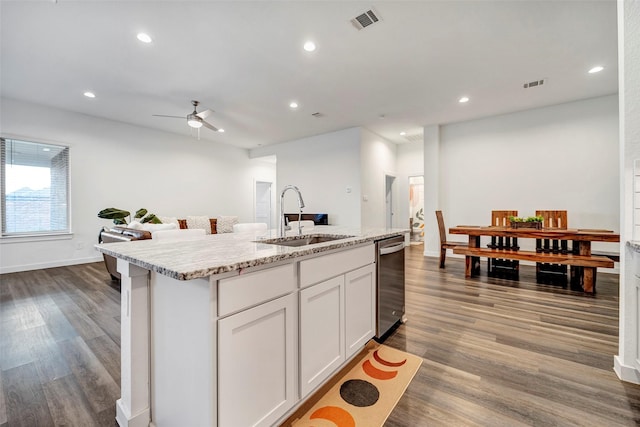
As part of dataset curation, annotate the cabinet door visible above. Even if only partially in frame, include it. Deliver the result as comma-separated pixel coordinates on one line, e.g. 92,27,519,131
218,293,296,427
299,275,345,398
345,263,376,358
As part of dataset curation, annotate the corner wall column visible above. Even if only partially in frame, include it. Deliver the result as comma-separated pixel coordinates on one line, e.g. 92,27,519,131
116,259,151,427
423,124,441,257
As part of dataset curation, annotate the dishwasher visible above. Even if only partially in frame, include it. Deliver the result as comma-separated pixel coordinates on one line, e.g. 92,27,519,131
375,235,406,339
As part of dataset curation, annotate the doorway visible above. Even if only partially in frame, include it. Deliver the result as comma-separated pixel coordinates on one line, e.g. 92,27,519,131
409,175,424,243
255,181,272,228
385,174,396,229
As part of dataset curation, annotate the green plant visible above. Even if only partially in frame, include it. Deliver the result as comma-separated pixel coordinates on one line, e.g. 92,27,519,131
509,215,544,223
412,208,424,228
98,208,161,225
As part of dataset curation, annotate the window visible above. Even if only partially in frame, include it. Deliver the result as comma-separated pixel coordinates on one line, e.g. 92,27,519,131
1,137,70,236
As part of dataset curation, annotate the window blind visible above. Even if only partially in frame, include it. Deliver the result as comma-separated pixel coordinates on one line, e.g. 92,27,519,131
1,137,70,236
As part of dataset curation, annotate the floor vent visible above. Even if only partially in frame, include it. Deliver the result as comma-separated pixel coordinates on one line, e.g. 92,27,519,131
523,79,546,89
351,9,381,30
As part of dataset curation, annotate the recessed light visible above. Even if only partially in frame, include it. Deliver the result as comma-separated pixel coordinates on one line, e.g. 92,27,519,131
137,33,152,43
459,96,470,103
303,41,316,52
218,129,225,133
83,91,96,98
42,148,51,152
289,101,299,109
588,66,604,74
400,132,406,136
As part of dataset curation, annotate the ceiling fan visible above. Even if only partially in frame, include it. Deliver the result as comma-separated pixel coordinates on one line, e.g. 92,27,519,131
153,100,220,137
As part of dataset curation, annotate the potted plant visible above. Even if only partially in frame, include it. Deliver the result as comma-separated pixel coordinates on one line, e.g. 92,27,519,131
98,208,161,226
508,215,544,229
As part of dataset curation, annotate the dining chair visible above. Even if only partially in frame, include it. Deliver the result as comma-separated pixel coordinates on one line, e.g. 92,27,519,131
535,210,568,285
488,210,519,278
435,210,467,268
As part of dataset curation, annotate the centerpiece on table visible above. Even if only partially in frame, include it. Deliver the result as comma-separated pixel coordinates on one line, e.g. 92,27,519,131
508,215,543,229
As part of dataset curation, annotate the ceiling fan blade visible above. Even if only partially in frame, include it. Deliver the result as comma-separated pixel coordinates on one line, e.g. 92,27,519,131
152,114,185,119
201,120,219,132
196,109,214,119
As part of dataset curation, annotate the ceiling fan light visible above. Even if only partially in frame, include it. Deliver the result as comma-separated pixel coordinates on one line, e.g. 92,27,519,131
188,118,203,128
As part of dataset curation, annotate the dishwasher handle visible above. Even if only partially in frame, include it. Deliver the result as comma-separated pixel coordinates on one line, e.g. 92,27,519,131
379,242,405,256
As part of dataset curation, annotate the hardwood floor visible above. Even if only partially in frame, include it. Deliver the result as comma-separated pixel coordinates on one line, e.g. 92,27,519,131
385,244,640,426
1,245,638,426
0,263,120,427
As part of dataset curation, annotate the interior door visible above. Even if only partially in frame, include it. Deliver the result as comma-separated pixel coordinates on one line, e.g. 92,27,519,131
255,180,272,228
385,174,396,228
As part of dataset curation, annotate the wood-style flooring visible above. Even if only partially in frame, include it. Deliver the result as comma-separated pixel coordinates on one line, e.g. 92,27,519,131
1,245,638,426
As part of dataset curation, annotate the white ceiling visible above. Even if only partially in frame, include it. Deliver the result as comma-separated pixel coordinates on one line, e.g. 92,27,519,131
0,1,618,149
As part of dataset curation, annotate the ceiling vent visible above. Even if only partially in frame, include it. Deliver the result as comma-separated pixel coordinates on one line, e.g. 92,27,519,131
311,112,324,118
403,133,424,143
523,79,546,89
351,9,381,30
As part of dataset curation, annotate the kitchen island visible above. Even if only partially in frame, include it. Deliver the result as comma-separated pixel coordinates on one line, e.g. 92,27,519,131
95,226,408,427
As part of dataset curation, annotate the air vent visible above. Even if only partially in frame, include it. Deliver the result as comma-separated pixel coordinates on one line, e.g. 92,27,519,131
311,112,324,118
351,9,381,30
523,79,546,89
403,133,423,143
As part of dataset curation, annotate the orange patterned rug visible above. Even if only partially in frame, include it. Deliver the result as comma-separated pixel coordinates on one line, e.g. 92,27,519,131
290,343,422,427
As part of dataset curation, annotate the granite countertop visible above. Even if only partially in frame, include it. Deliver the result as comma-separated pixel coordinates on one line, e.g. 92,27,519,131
95,226,408,281
628,241,640,252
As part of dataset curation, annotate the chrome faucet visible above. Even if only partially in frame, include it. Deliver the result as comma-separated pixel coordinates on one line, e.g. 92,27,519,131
280,185,305,237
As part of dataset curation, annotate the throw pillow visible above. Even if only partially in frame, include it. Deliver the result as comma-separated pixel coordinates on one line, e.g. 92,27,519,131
217,216,239,233
187,216,212,234
158,216,180,228
209,218,218,234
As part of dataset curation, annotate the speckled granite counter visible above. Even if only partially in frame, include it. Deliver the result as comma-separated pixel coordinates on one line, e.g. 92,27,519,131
95,226,408,280
628,241,640,252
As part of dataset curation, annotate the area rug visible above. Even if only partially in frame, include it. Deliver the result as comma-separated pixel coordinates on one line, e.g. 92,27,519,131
290,343,422,427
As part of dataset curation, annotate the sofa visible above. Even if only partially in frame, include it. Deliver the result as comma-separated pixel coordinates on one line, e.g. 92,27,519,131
99,215,239,281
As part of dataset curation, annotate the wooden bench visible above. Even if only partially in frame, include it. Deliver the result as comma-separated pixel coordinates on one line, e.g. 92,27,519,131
591,250,620,262
453,247,613,294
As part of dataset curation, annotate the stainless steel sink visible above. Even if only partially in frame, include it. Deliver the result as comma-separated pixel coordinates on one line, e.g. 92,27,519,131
257,234,354,247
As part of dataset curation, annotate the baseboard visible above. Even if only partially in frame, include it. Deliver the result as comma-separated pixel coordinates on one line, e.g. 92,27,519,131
614,355,640,385
0,255,103,274
116,399,150,427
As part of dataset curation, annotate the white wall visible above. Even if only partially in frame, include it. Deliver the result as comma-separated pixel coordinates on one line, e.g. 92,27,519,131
250,127,362,227
428,94,619,255
360,128,398,228
615,0,640,385
0,98,275,273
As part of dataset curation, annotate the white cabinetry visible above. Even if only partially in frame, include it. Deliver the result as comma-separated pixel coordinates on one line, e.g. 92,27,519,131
218,293,296,427
217,263,297,427
345,264,376,358
299,276,345,397
298,244,375,399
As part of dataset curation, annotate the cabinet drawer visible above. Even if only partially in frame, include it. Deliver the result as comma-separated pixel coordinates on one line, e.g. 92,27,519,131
300,244,374,288
218,263,295,316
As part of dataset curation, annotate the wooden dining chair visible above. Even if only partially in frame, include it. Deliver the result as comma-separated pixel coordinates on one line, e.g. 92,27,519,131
435,210,467,268
535,210,569,285
487,210,519,278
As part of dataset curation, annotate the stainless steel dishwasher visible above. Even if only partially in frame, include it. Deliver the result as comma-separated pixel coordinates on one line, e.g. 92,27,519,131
375,235,406,339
